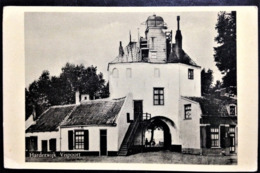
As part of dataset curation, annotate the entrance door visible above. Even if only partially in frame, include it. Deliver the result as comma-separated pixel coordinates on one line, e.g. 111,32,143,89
42,140,48,153
100,130,107,156
134,100,143,121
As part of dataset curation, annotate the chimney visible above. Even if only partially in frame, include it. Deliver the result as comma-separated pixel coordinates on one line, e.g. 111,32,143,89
175,16,182,58
75,90,80,105
119,41,124,57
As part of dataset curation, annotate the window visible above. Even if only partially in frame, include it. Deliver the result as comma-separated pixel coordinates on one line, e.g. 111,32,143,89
112,68,119,78
75,130,85,149
49,138,56,152
126,68,132,78
211,127,219,147
150,37,155,50
153,88,164,105
188,69,194,79
154,68,160,77
230,105,236,115
184,104,191,119
229,126,235,133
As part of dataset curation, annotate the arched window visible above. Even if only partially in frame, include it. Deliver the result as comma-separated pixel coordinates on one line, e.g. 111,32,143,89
112,68,119,78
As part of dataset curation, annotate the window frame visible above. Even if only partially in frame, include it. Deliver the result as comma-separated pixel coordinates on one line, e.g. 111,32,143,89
188,69,194,80
210,127,219,148
184,104,192,120
229,105,236,116
74,130,85,150
153,88,164,106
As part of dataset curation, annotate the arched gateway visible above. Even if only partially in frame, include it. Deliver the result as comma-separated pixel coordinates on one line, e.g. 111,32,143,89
128,116,175,154
144,117,173,150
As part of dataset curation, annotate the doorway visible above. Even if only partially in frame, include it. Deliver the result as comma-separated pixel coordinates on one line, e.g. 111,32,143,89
100,130,107,156
134,100,143,121
42,140,47,153
144,118,171,150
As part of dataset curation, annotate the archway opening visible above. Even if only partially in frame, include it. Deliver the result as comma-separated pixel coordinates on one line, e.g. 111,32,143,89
144,118,171,150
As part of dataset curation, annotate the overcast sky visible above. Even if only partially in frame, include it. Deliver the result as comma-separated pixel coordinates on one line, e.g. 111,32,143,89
25,12,222,87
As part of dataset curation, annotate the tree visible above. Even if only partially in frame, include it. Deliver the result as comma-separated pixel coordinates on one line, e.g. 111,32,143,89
201,68,213,96
214,11,236,88
25,63,108,119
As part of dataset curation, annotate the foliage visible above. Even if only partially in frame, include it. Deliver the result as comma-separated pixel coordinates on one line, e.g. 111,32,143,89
214,11,236,88
25,63,109,120
201,68,213,96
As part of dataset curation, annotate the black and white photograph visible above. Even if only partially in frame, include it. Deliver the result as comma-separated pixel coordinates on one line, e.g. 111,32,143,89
3,7,258,171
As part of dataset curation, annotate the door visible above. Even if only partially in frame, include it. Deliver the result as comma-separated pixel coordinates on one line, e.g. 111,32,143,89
134,100,143,121
42,140,48,153
100,130,107,156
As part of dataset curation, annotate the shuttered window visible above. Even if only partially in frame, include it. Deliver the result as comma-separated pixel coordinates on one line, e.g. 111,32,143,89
68,130,73,150
75,130,84,149
49,138,56,152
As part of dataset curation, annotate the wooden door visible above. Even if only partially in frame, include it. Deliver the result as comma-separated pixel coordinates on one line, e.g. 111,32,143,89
100,130,107,156
42,140,48,153
134,100,143,121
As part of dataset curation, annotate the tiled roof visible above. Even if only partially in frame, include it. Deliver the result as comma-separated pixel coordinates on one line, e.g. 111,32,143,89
167,44,199,67
26,97,126,132
61,97,125,126
183,96,237,117
26,105,76,133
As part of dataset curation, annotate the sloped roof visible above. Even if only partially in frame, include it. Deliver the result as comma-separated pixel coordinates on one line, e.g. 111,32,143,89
61,97,125,126
168,44,199,67
183,96,237,117
26,105,76,133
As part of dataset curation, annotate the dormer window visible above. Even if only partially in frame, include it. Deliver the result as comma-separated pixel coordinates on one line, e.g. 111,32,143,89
188,69,194,79
230,105,236,116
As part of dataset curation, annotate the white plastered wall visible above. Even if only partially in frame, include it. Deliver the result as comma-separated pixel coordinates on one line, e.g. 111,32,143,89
179,98,202,149
25,131,60,151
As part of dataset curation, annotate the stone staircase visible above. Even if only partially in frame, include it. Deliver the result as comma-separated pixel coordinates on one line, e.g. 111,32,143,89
118,120,139,156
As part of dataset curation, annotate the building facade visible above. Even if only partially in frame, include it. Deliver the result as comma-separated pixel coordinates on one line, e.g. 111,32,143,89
26,14,237,156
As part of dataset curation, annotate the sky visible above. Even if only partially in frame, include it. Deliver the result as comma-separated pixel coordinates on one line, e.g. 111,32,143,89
25,11,223,87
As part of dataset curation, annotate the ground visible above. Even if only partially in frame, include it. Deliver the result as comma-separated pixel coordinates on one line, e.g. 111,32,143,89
26,151,237,165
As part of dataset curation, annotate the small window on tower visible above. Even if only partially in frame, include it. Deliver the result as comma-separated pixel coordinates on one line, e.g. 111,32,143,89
126,68,132,78
154,68,160,77
112,68,119,78
188,69,194,79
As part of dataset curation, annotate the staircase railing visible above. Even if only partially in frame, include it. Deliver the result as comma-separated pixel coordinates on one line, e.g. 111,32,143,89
126,118,140,149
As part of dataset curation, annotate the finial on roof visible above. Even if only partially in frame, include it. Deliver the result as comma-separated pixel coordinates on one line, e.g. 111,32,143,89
129,30,131,43
177,16,180,30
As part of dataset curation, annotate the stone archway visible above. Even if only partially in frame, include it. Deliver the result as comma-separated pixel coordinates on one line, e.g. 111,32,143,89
144,117,173,150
